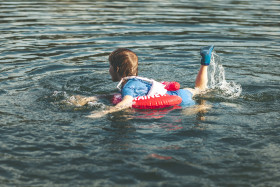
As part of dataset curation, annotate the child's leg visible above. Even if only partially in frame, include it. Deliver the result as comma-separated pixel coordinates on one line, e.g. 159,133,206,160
195,65,208,91
195,45,214,91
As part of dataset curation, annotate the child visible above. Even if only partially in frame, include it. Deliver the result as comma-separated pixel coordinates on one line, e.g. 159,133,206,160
83,45,214,118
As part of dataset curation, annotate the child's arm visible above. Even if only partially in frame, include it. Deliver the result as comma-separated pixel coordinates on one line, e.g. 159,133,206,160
86,95,133,118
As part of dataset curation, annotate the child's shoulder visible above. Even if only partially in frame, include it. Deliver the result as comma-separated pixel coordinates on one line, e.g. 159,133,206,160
125,78,147,88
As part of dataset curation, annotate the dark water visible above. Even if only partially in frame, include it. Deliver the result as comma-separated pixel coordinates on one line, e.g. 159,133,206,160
1,0,280,186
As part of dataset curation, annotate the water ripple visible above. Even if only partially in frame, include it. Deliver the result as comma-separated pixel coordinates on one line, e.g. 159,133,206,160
1,0,280,186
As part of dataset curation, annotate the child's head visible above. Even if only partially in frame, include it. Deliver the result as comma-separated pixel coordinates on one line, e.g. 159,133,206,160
109,48,138,82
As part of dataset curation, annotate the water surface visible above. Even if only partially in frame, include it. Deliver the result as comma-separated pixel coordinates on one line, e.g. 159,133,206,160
1,0,280,186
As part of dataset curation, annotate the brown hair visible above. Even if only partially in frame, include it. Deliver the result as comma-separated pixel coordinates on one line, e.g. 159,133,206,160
109,48,138,78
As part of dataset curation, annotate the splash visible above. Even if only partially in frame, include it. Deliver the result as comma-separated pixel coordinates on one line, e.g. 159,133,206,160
207,52,242,98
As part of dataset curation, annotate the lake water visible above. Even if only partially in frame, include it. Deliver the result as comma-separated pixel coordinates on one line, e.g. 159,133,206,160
1,0,280,186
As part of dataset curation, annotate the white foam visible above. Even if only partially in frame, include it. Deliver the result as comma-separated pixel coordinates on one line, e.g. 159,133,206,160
207,53,242,98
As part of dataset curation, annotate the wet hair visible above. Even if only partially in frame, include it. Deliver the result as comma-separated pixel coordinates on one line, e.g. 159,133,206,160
109,48,138,78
